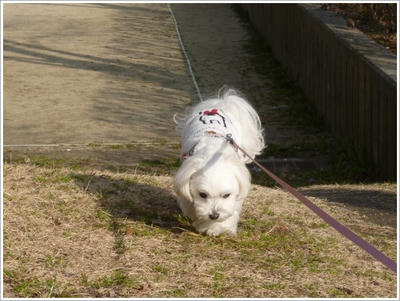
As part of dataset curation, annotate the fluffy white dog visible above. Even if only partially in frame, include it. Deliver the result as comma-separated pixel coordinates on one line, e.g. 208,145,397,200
173,89,264,236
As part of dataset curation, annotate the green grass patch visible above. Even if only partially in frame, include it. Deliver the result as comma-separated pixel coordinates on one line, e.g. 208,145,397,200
137,158,181,175
152,265,169,275
168,288,187,297
87,270,138,290
44,255,63,268
33,171,73,184
110,220,128,255
8,154,88,171
5,271,74,298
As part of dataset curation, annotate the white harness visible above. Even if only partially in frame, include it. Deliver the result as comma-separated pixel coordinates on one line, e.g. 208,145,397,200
181,108,238,160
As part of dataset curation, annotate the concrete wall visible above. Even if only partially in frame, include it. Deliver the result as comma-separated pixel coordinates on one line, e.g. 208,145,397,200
242,4,397,180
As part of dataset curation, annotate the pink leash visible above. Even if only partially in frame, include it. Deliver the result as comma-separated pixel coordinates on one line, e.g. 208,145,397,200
225,134,397,274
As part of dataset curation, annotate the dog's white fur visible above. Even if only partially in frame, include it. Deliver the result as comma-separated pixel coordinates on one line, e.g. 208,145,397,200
174,89,264,236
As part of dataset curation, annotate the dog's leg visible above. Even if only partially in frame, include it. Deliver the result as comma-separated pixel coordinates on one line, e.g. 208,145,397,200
177,197,196,221
214,212,240,236
193,212,240,236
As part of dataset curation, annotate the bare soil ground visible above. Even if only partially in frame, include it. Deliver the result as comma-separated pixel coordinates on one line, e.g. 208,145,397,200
3,3,397,298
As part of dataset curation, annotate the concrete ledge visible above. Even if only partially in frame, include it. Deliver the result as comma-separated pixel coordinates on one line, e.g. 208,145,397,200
242,4,397,179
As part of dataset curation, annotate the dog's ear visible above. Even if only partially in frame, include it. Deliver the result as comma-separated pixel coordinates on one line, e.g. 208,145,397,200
174,158,201,202
233,162,251,201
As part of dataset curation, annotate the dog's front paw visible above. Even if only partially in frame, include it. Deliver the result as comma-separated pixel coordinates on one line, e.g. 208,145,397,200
205,227,223,237
194,222,225,236
193,218,238,236
205,224,237,237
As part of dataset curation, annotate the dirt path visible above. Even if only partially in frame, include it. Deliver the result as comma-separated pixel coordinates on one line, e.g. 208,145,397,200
4,3,193,145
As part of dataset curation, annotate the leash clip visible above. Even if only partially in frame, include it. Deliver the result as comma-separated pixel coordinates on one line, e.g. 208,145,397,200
225,133,238,152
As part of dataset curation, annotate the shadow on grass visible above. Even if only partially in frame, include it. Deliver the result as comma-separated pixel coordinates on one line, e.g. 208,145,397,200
300,187,397,228
249,162,397,229
71,172,193,234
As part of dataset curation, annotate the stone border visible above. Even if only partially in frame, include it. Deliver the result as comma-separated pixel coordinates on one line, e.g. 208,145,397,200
242,4,397,179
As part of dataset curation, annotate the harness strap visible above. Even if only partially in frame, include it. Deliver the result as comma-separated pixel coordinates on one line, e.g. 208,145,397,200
181,142,198,161
181,131,236,161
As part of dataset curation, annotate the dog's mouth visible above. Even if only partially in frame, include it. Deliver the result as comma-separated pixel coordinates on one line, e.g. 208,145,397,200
195,212,230,223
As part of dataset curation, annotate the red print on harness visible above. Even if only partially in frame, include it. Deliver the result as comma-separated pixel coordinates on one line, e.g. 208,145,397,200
204,109,219,115
199,109,227,128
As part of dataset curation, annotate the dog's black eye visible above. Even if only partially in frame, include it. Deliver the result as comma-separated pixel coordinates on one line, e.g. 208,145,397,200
223,193,230,199
199,192,207,199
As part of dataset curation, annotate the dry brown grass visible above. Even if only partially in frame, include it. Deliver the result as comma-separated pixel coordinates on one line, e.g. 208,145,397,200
3,159,397,298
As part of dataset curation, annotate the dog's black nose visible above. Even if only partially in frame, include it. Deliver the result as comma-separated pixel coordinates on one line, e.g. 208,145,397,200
209,212,220,220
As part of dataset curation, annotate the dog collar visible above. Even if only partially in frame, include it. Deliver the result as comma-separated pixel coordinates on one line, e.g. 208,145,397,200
181,142,198,161
181,131,237,161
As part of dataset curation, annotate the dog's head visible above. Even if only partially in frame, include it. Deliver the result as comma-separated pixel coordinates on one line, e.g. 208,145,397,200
174,153,250,223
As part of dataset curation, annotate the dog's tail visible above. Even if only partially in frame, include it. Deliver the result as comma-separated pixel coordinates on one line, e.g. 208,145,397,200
218,88,265,161
173,113,183,125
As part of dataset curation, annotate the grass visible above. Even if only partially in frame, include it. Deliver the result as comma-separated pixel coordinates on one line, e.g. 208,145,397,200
3,159,397,298
136,158,181,175
4,271,76,298
87,270,138,289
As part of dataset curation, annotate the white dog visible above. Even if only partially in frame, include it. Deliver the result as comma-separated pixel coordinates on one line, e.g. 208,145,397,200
173,89,264,236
